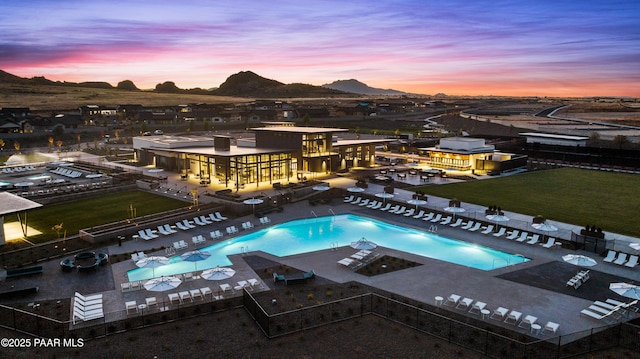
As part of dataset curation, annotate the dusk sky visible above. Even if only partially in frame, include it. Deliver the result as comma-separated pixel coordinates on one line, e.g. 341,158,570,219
2,0,639,97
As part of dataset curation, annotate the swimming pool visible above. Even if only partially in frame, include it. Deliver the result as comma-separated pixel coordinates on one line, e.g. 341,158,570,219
127,214,529,281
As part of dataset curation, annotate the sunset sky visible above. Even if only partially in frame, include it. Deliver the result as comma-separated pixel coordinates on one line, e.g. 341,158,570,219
1,0,639,97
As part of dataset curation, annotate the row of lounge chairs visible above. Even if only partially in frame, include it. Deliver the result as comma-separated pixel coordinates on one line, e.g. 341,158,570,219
50,166,83,178
2,165,37,173
603,250,638,268
337,250,379,269
566,270,590,289
126,297,158,313
131,251,147,261
443,293,559,335
580,298,638,322
72,292,104,324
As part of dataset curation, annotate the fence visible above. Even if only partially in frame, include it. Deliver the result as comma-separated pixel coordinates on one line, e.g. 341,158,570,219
243,290,640,358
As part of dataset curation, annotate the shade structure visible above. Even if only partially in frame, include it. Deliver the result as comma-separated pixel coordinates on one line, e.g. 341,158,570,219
144,276,182,292
562,254,597,267
629,243,640,251
180,250,211,271
486,214,510,223
532,222,558,232
243,198,264,205
444,206,466,214
375,192,394,202
347,187,365,193
609,282,640,300
350,237,377,250
136,256,169,278
312,185,330,191
201,266,236,281
407,199,427,209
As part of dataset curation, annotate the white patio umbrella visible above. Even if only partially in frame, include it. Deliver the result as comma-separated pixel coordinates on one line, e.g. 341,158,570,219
562,254,597,267
375,192,394,203
486,214,510,230
144,276,182,292
609,282,640,300
136,256,169,278
201,266,236,281
180,250,211,272
312,184,330,191
629,243,640,251
407,199,427,210
243,198,264,213
532,222,558,241
444,206,465,219
350,237,377,250
347,187,365,193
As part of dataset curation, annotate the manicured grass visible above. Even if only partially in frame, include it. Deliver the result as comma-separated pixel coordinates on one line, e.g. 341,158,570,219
413,168,640,238
5,190,188,243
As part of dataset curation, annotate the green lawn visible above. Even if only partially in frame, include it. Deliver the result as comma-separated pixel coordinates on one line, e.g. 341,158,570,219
413,168,640,238
5,190,188,243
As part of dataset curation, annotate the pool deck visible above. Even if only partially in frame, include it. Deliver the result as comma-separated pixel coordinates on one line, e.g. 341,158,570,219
2,162,639,338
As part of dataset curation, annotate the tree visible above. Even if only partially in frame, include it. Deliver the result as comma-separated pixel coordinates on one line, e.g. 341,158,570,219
301,114,311,126
48,136,54,151
612,135,629,149
13,140,20,152
0,138,4,150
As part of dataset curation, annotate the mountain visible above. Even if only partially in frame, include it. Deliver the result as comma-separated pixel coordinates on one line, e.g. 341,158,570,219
214,71,346,97
322,79,406,96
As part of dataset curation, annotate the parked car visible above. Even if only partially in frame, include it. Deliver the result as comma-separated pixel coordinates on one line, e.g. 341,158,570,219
154,129,164,135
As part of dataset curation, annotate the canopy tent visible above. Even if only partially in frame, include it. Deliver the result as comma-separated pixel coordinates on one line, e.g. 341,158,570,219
0,192,43,245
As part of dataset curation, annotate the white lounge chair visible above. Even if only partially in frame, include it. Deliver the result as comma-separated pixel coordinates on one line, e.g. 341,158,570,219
366,200,379,208
422,212,435,221
158,225,171,235
358,199,370,207
344,195,354,203
443,294,461,306
481,225,494,234
493,227,506,237
613,253,628,265
505,230,520,240
387,205,401,214
603,250,617,263
468,301,486,315
125,301,137,314
168,293,181,305
515,232,529,242
370,202,383,210
467,223,482,232
413,210,425,219
526,234,539,245
214,212,228,221
351,197,362,205
190,289,204,301
403,208,416,217
460,221,474,230
518,315,538,330
395,207,407,215
440,216,452,225
541,237,557,248
625,255,638,268
542,321,560,335
179,240,188,249
430,214,442,223
208,213,222,222
379,203,392,211
455,297,473,310
193,217,207,226
490,307,509,320
176,222,190,231
145,228,158,239
179,291,192,303
200,287,212,299
199,215,213,224
145,297,158,308
182,219,196,229
449,218,463,227
504,310,522,325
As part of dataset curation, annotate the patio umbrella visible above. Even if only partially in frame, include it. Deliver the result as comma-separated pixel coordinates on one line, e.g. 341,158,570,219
243,198,264,213
629,243,640,251
375,192,394,203
144,276,182,292
347,187,365,193
532,222,558,241
180,249,211,272
407,199,427,210
444,206,465,219
136,256,169,278
201,266,236,281
14,182,35,188
351,237,377,250
312,184,330,191
562,254,597,267
486,214,510,231
609,282,640,300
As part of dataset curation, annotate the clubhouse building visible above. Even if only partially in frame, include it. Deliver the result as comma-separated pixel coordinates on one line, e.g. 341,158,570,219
133,126,390,190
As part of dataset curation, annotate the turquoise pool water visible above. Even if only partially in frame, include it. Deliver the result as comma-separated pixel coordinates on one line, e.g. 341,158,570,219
127,214,529,281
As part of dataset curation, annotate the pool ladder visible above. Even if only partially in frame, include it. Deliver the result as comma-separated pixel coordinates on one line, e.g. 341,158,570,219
330,242,339,251
240,246,249,255
428,225,438,233
328,209,336,216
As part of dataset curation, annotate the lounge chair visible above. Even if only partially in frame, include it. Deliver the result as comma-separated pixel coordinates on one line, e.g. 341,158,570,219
625,255,638,268
199,215,213,224
468,301,486,315
337,258,361,268
194,217,207,226
490,307,509,320
443,294,461,306
145,228,159,239
413,210,426,219
603,250,617,263
138,229,152,240
145,297,158,308
387,205,401,214
182,219,196,229
173,242,183,251
613,253,628,265
449,218,463,227
505,230,520,240
131,253,140,261
273,272,286,282
179,291,192,303
158,225,171,235
358,199,370,207
366,200,379,208
344,195,355,203
214,212,228,221
467,223,482,232
208,213,222,222
190,289,204,301
455,297,473,310
515,232,529,242
248,278,263,289
460,221,474,230
541,237,557,248
403,208,416,217
179,240,188,249
125,301,137,314
493,227,507,237
430,214,442,223
379,203,392,211
219,283,232,294
541,321,560,335
504,310,522,325
370,202,383,210
440,216,452,225
394,207,407,215
421,212,435,221
518,315,538,330
526,234,539,245
200,287,213,299
121,282,131,292
176,222,190,230
481,225,494,234
168,293,181,305
351,197,362,205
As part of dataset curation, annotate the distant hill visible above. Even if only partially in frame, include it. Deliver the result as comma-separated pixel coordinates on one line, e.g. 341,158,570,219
213,71,346,97
322,79,406,96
